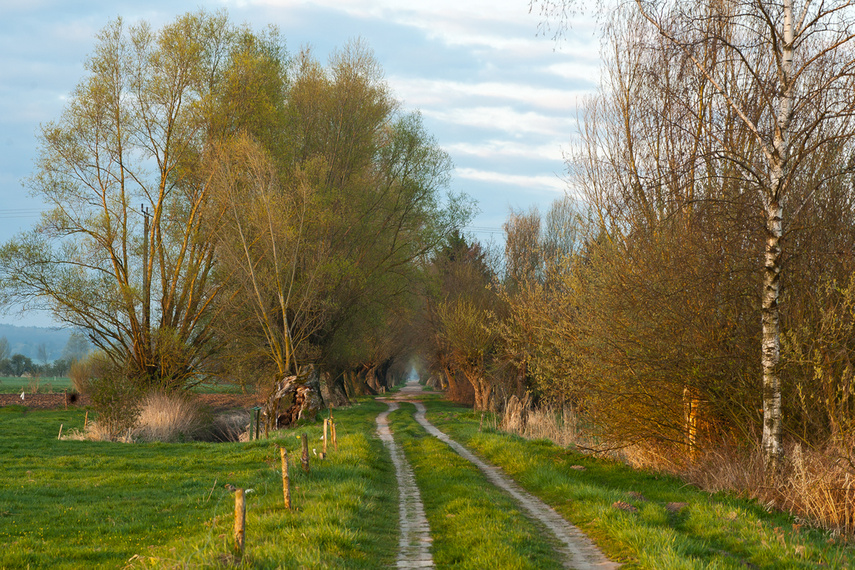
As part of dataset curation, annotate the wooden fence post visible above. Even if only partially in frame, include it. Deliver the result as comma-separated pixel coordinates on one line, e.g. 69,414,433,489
332,421,338,452
234,488,246,556
301,433,310,473
280,447,291,509
323,419,328,456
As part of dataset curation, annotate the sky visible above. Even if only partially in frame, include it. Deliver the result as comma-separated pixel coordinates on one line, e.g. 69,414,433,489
0,0,601,327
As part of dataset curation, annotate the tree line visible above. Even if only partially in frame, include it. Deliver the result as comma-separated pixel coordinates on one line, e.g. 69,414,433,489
0,333,90,378
0,11,469,400
4,4,855,485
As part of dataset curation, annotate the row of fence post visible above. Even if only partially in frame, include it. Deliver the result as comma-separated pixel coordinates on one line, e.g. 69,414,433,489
232,411,338,557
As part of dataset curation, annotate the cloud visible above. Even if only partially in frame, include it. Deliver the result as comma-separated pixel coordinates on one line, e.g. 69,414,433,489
445,140,563,161
456,167,566,193
423,106,575,138
389,76,591,111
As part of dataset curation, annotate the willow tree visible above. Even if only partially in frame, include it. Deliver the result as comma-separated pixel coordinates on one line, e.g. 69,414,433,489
211,41,469,386
0,12,286,390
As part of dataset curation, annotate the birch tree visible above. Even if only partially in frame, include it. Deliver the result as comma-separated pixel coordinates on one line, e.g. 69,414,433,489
538,0,855,470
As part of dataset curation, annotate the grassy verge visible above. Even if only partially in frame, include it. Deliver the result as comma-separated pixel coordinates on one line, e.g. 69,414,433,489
423,400,855,569
0,399,397,569
387,402,564,569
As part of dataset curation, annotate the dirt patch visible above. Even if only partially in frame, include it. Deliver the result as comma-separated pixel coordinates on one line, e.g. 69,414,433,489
0,392,90,409
0,392,262,412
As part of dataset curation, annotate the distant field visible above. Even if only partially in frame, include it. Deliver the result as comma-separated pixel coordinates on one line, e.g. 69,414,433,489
0,376,72,394
0,377,247,395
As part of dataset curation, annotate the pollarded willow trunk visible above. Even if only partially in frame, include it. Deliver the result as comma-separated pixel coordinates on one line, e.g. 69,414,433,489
761,199,784,471
464,370,493,412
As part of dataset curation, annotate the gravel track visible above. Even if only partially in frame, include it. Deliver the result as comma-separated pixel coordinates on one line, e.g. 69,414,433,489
377,400,435,568
384,380,620,569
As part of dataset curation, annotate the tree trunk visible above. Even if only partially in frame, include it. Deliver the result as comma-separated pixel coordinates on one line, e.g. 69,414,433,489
761,198,784,471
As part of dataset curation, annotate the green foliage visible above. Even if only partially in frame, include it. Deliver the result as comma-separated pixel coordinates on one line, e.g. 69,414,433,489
210,40,470,388
87,369,143,440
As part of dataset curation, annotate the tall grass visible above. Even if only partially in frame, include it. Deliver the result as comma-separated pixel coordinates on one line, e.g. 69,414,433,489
498,401,855,542
131,391,204,443
684,440,855,538
501,403,595,449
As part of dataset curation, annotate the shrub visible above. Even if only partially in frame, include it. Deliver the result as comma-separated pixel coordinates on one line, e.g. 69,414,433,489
87,372,143,441
68,359,91,394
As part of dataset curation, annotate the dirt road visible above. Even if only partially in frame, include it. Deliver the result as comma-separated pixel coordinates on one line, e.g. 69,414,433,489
379,380,620,569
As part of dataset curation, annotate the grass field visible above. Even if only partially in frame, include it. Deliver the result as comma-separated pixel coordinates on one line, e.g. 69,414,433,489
0,400,398,569
2,393,854,568
0,376,72,394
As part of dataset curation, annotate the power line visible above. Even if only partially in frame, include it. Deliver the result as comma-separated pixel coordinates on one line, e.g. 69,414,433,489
0,209,43,219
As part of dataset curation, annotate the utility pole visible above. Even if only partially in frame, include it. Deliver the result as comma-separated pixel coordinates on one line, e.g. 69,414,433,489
141,204,151,347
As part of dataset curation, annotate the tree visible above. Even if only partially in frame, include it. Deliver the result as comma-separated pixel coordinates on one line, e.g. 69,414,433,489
537,0,855,470
210,41,469,391
62,331,91,363
420,231,501,409
0,12,287,391
9,354,33,377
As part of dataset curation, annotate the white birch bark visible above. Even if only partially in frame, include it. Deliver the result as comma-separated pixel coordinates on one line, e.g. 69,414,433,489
760,0,794,471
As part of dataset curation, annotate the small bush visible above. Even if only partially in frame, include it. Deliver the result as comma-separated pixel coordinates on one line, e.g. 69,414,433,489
69,360,91,394
88,373,143,441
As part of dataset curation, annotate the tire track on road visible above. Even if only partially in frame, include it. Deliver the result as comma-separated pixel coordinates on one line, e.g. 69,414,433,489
377,401,435,568
411,400,620,570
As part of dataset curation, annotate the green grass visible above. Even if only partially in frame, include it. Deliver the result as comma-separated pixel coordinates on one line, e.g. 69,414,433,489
387,402,564,569
0,376,72,394
423,400,855,569
0,400,398,569
5,392,855,568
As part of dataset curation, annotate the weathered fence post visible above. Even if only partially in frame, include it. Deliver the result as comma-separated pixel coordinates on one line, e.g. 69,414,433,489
301,433,310,473
332,421,338,451
323,418,329,456
234,488,246,556
280,446,291,509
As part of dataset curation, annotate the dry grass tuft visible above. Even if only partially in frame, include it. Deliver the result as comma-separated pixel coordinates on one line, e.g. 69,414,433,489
499,403,595,449
131,391,204,443
781,442,855,536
